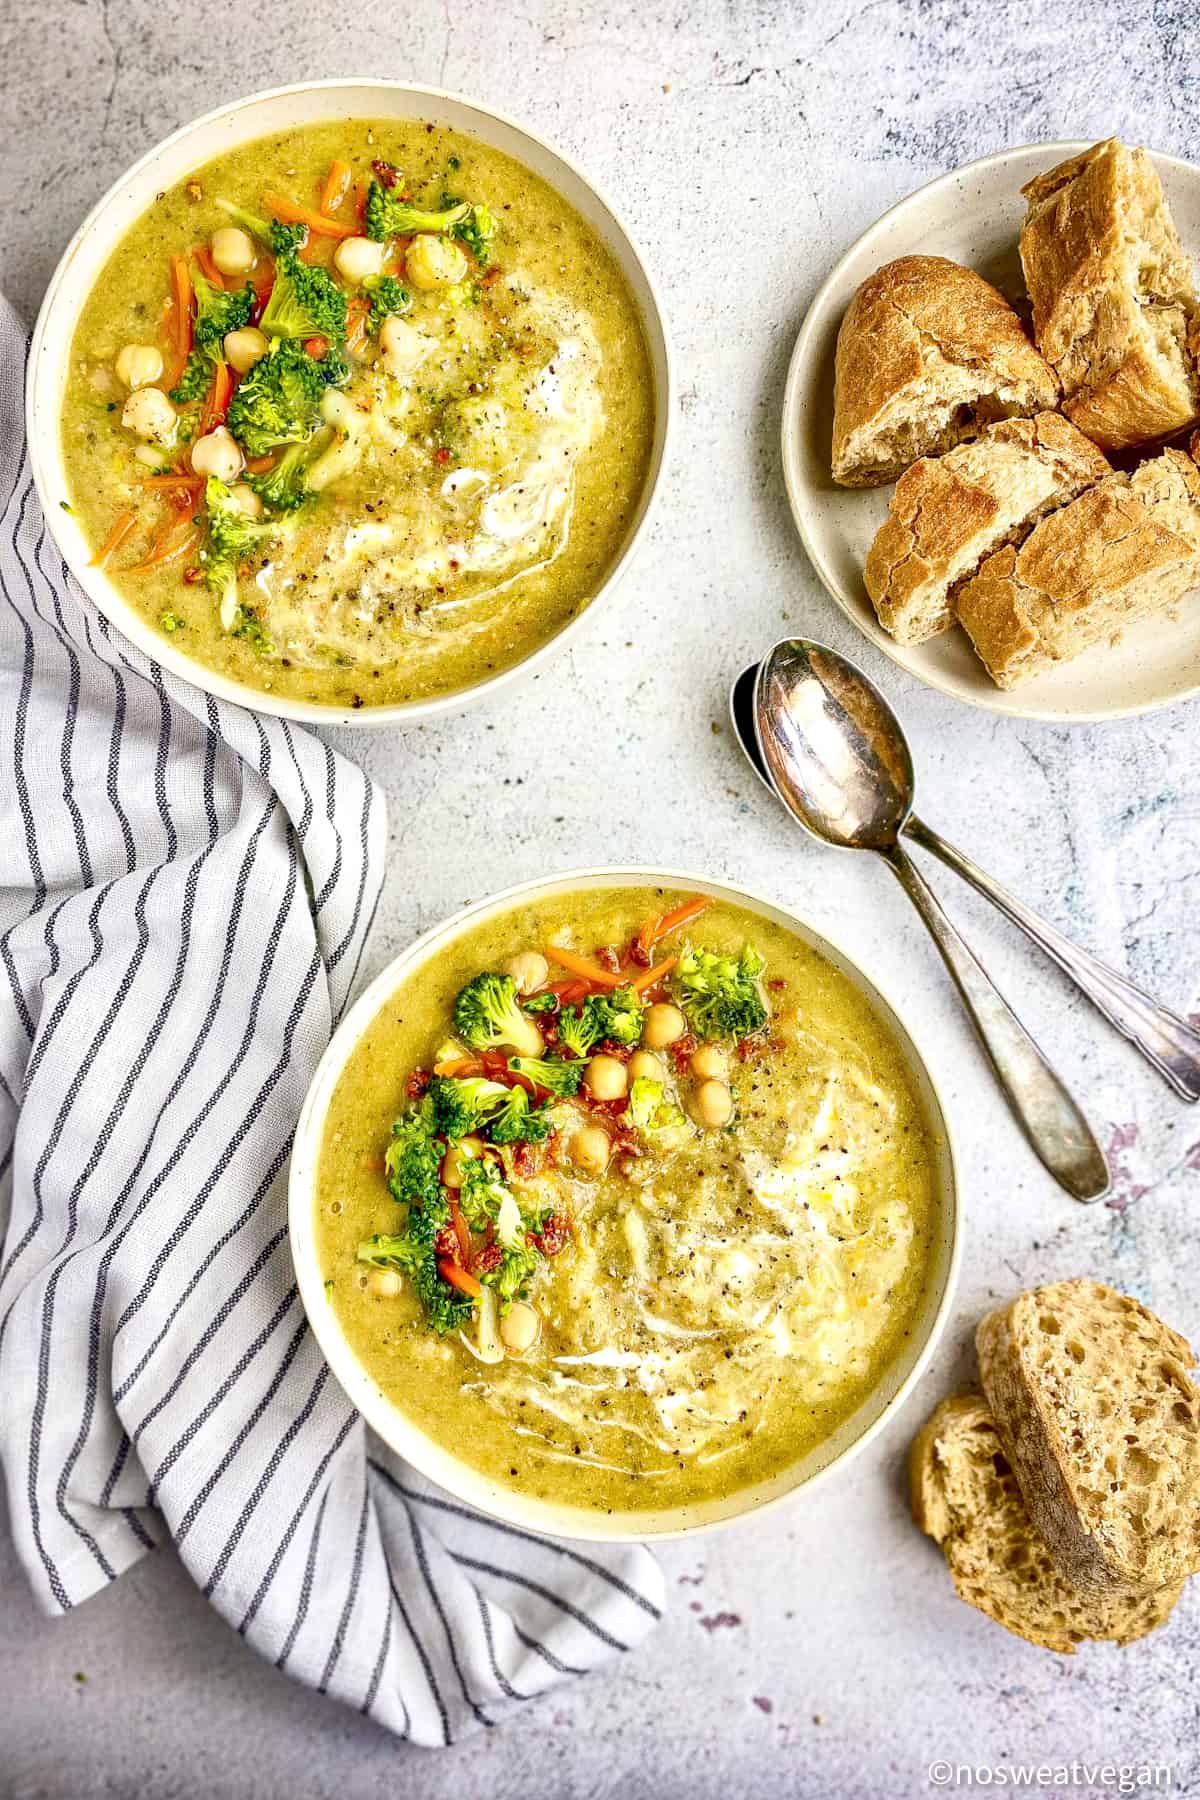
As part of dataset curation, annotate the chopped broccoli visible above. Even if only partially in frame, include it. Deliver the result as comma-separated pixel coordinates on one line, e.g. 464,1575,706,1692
457,1153,512,1232
428,1074,512,1140
449,200,499,265
362,273,413,332
364,181,470,242
245,441,319,512
488,1088,554,1145
384,1102,444,1211
214,198,307,257
200,477,282,631
507,1056,584,1099
623,1077,692,1152
556,986,645,1058
482,1242,541,1306
169,350,213,405
522,991,558,1015
225,339,348,457
159,611,186,634
191,268,255,356
356,1226,474,1334
259,251,348,343
676,944,768,1040
453,972,544,1059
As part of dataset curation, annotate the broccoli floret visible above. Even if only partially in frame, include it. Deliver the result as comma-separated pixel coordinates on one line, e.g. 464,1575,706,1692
363,273,413,332
676,944,768,1040
482,1242,541,1306
214,198,307,257
384,1102,444,1210
522,991,558,1016
457,1154,512,1232
191,268,255,356
356,1227,474,1334
507,1056,584,1099
488,1089,554,1146
556,986,645,1058
364,181,470,242
169,350,212,405
245,441,319,513
259,251,348,343
225,339,348,457
453,972,544,1059
200,477,283,632
428,1074,512,1140
448,200,499,265
622,1077,692,1152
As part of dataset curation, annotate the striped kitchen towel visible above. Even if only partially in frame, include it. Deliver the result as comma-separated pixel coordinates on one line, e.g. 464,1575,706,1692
0,294,662,1744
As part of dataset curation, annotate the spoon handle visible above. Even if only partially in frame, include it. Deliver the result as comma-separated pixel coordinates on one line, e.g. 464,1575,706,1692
905,815,1200,1104
882,843,1110,1202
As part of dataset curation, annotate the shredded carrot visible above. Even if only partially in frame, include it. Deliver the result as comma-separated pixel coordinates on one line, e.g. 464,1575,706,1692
89,509,139,568
193,243,226,288
127,515,202,574
433,1057,484,1078
198,361,234,436
544,946,625,989
170,255,193,359
637,894,711,958
244,454,278,475
320,158,353,215
346,296,370,354
631,955,678,996
448,1198,472,1266
437,1259,481,1298
354,182,368,226
262,190,356,239
141,473,203,493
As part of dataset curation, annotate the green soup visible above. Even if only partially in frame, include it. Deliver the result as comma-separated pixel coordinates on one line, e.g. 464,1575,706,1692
315,887,940,1516
61,120,656,709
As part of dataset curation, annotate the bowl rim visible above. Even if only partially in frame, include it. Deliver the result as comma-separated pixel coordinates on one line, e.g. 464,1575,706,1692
288,864,963,1542
26,77,674,728
780,136,1200,725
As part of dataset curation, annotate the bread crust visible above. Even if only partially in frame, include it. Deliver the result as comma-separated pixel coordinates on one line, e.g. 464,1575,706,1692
911,1390,1182,1653
976,1281,1200,1597
864,413,1109,644
1020,139,1200,450
831,255,1060,487
955,444,1200,687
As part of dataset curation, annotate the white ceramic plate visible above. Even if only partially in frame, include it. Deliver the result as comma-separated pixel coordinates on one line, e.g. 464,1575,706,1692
781,141,1200,723
27,80,672,728
289,867,960,1542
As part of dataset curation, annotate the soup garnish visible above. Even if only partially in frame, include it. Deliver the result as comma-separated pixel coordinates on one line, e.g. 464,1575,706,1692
62,122,655,707
317,887,940,1513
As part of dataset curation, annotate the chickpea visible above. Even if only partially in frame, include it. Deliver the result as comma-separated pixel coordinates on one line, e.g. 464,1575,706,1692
690,1042,729,1082
442,1135,484,1189
334,235,386,284
191,426,244,484
504,950,549,995
121,386,177,446
693,1079,734,1129
114,344,164,390
227,483,263,520
379,314,428,376
584,1054,628,1101
210,226,257,278
642,1002,686,1049
570,1124,611,1175
628,1050,664,1083
500,1301,540,1354
406,233,469,291
366,1267,403,1299
224,326,269,374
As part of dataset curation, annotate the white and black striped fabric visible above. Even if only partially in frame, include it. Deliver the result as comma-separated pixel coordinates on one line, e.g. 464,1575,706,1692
0,295,662,1743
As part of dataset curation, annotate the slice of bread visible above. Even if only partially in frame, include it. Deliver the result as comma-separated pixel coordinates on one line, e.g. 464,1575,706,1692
1020,139,1200,451
977,1281,1200,1596
911,1392,1182,1652
864,413,1110,644
831,256,1060,488
954,443,1200,687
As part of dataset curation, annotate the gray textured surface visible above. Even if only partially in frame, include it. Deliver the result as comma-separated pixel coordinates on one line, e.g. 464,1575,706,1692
3,1,1200,1794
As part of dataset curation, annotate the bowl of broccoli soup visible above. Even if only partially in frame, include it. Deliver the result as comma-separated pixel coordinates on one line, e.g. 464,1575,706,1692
28,81,669,722
290,871,960,1539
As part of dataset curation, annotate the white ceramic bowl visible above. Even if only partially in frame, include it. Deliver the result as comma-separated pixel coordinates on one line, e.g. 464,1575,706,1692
289,867,961,1541
781,141,1200,723
27,80,673,727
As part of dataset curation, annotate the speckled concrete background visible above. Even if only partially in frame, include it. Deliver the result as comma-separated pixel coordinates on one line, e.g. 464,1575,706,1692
3,1,1200,1795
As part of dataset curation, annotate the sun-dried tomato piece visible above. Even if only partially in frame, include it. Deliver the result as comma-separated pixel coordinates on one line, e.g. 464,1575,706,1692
473,1242,502,1276
596,1038,633,1062
512,1139,543,1179
406,1067,432,1099
670,1033,698,1076
595,945,621,974
433,1224,459,1259
371,159,402,189
530,1213,570,1257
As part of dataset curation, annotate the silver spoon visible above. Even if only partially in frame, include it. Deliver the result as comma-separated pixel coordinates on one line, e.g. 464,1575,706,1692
744,640,1113,1202
733,651,1200,1105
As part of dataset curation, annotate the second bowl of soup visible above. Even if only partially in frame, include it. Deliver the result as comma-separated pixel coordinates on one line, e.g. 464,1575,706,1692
29,82,669,722
290,871,959,1539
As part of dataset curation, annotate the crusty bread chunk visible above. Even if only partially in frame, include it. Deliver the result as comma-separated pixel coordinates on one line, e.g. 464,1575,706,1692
864,413,1109,644
955,444,1200,687
977,1281,1200,1597
911,1392,1181,1653
831,256,1060,487
1020,139,1200,451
